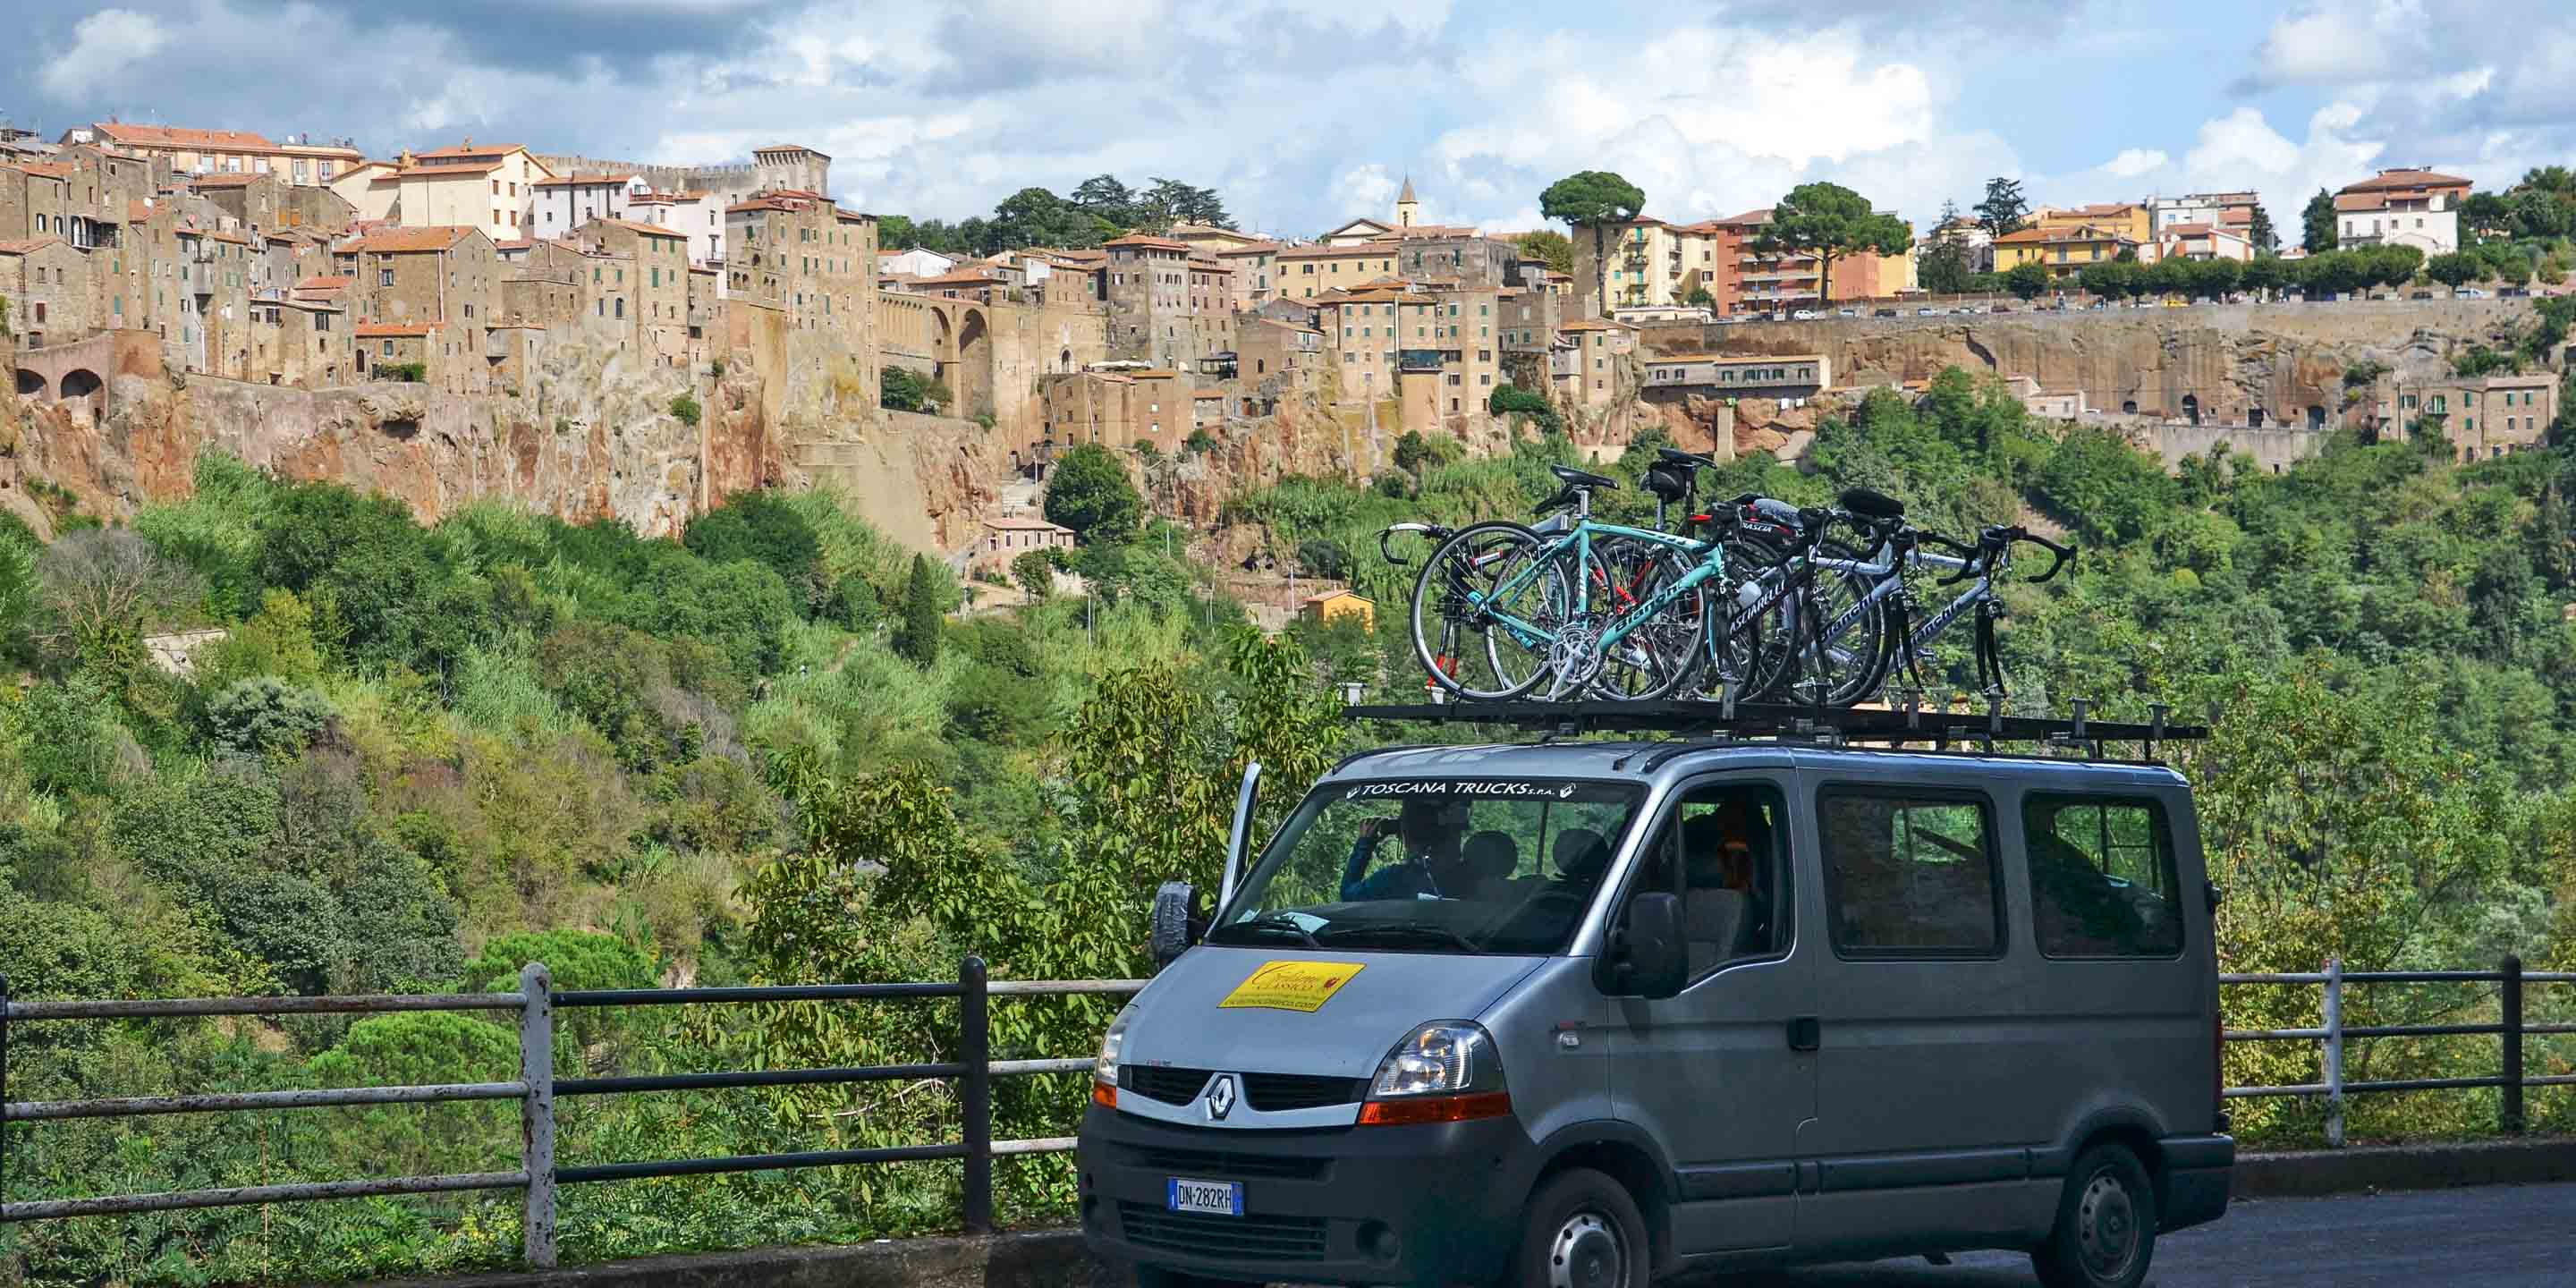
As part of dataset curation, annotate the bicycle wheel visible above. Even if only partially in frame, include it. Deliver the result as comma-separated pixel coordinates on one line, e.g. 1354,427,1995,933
1778,535,1894,708
1703,528,1790,702
1410,521,1563,700
1583,536,1707,702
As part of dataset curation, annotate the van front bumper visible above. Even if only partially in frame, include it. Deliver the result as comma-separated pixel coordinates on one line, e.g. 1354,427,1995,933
1076,1102,1536,1286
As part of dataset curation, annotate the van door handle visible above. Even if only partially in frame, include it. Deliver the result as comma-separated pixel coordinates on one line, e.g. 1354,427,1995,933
1787,1017,1819,1051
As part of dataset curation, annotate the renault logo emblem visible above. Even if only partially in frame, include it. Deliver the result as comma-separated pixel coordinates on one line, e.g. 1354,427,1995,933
1205,1074,1238,1121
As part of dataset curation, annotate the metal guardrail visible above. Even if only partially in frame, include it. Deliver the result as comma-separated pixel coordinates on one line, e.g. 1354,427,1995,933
2219,956,2576,1148
0,960,1144,1267
4,956,2571,1267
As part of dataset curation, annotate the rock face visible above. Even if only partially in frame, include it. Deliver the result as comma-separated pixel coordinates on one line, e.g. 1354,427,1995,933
2,334,780,539
1639,299,2539,428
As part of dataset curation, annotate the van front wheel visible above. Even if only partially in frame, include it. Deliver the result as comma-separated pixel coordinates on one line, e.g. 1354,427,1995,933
2031,1141,2157,1288
1515,1167,1648,1288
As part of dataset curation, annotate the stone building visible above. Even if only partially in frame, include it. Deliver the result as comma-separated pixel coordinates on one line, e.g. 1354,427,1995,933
533,143,831,264
355,321,441,383
340,225,499,392
1216,239,1281,310
629,190,723,264
2398,371,2559,462
534,174,648,238
1038,368,1192,453
0,161,72,245
0,237,91,350
572,217,691,366
65,122,362,187
1274,242,1402,300
1555,317,1635,406
1104,233,1227,365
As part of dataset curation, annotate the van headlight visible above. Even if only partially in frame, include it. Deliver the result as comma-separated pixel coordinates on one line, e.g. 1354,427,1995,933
1090,1006,1136,1108
1360,1021,1512,1126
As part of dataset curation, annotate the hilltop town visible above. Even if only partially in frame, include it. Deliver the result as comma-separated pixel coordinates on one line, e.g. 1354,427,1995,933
0,120,2563,562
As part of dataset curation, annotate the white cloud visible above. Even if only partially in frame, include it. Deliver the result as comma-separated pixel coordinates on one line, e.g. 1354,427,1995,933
38,8,169,97
2242,0,2423,89
2102,148,2169,179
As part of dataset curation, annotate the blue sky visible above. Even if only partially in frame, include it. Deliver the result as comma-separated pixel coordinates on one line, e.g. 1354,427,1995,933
6,1,2570,240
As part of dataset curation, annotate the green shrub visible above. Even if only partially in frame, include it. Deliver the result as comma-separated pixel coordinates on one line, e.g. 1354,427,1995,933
669,394,702,427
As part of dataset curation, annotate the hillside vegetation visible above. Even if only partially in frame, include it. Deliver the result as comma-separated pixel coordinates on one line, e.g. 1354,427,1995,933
4,361,2576,1279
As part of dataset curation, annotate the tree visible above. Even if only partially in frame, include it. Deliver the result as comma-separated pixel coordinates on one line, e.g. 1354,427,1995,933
1071,174,1139,227
2239,255,2290,299
1539,170,1647,311
206,678,335,756
2077,260,2134,301
2427,251,2483,288
2247,205,2280,254
880,365,948,413
1514,229,1575,276
1975,176,2030,240
1752,182,1911,305
1919,209,1974,296
988,185,1110,250
1011,547,1064,602
2003,261,2052,301
893,553,944,666
2301,189,2338,252
1041,442,1142,543
2461,191,2512,242
36,527,204,665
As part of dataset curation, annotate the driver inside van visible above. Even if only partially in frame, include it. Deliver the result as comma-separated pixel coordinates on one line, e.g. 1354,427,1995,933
1342,797,1472,901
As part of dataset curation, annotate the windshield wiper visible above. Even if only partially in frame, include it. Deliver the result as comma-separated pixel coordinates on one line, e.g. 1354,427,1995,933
1315,921,1481,953
1207,912,1321,947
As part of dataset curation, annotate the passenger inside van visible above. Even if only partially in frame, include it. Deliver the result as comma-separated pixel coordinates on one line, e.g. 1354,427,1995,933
1340,797,1472,901
1682,800,1774,964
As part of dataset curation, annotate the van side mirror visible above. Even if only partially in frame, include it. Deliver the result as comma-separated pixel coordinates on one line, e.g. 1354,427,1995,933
1151,881,1199,968
1603,892,1686,1000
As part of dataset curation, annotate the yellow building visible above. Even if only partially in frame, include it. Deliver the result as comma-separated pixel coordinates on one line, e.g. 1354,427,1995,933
1301,589,1375,630
1992,224,2140,277
392,141,556,243
2037,202,2151,245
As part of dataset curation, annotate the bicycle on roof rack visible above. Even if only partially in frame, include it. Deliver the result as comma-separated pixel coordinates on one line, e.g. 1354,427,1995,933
1397,453,1765,703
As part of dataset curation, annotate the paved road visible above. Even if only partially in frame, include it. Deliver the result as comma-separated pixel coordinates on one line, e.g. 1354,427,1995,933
1678,1183,2576,1287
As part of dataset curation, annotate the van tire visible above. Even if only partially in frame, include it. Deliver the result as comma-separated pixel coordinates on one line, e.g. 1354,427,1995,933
2031,1141,2157,1288
1515,1167,1649,1288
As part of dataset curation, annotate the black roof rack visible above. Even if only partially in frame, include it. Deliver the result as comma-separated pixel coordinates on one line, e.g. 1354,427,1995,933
1340,697,2207,761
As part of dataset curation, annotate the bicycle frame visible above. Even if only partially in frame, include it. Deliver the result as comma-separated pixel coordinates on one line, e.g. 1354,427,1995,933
1470,498,1723,654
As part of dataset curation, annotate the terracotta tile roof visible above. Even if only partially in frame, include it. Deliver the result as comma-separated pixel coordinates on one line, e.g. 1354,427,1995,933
10,162,73,180
984,517,1073,532
349,226,479,252
1277,243,1403,259
534,173,635,188
1104,234,1192,250
494,238,535,250
0,237,64,255
355,322,436,337
2342,168,2472,193
907,270,1006,287
187,173,262,188
2163,223,2219,236
97,123,280,151
589,217,686,240
1558,318,1634,332
1191,261,1235,274
208,230,254,245
293,274,353,291
394,160,504,178
1993,223,2134,246
1364,224,1479,240
1215,240,1284,256
127,199,153,223
2333,191,2389,212
414,142,527,159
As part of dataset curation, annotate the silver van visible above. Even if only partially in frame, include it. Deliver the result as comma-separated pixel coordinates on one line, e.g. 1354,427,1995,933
1076,739,2232,1288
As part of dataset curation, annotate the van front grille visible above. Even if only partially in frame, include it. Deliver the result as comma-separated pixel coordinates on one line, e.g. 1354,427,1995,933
1121,1065,1212,1105
1244,1072,1366,1112
1120,1066,1365,1112
1118,1143,1333,1181
1118,1203,1327,1261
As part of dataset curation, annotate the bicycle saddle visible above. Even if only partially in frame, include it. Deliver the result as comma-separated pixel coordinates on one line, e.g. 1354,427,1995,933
1656,446,1719,469
1551,464,1620,490
1838,487,1904,520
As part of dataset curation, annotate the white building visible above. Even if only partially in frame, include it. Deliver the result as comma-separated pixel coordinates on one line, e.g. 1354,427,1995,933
879,246,957,278
2335,168,2472,256
629,190,724,264
2147,224,2255,264
2148,191,2259,238
532,173,649,238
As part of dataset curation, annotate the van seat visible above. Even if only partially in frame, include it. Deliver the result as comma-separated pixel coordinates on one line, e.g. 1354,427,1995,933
1685,888,1747,974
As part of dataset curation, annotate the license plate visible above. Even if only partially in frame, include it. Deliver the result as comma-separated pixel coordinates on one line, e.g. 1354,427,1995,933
1165,1176,1243,1216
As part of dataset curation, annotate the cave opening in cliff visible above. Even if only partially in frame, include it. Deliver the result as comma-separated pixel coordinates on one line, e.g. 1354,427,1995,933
382,417,420,440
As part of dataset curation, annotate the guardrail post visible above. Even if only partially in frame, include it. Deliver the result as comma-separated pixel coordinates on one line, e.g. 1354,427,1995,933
2501,954,2524,1136
3,971,12,1205
959,955,992,1236
2322,956,2345,1148
519,962,556,1268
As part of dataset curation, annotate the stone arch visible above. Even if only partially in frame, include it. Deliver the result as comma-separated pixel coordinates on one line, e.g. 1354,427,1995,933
955,307,993,418
59,369,103,401
2121,399,2138,415
2307,404,2326,429
2247,406,2266,428
1059,346,1072,372
2180,393,2199,425
13,369,45,398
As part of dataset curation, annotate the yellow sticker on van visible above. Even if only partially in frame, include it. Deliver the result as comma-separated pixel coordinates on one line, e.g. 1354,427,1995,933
1219,961,1368,1013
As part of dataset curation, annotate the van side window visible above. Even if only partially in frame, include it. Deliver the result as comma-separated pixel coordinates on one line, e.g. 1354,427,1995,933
2023,795,2183,958
1819,791,2001,958
1633,784,1790,978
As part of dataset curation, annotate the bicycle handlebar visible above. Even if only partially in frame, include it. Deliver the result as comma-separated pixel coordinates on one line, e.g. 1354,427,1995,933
1933,525,2077,586
1378,522,1448,567
2018,530,2074,583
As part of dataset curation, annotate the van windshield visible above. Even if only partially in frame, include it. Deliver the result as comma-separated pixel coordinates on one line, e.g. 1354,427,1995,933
1212,778,1647,956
